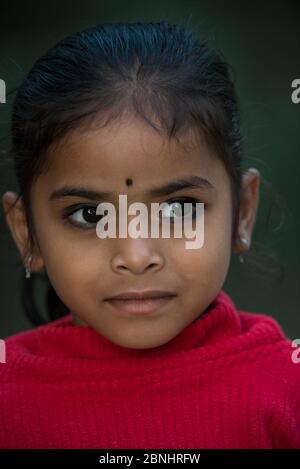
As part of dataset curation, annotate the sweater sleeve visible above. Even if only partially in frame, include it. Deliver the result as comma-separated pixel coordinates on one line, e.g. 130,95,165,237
268,341,300,448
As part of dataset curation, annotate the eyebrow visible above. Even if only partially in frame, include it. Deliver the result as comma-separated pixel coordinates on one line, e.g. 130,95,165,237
48,176,215,202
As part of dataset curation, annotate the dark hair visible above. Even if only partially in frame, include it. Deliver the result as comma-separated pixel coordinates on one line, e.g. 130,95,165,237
9,21,243,326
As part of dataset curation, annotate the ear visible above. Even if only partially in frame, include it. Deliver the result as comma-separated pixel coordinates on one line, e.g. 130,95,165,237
2,191,45,273
233,168,260,254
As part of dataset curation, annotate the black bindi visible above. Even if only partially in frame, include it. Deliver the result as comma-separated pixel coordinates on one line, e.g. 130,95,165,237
125,178,133,187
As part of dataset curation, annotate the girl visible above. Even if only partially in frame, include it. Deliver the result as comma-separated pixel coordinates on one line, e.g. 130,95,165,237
1,21,299,449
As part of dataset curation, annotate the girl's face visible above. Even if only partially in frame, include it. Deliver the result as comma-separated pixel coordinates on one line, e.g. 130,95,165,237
3,116,260,349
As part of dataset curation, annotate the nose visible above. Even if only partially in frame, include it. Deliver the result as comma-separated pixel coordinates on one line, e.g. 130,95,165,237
111,238,165,275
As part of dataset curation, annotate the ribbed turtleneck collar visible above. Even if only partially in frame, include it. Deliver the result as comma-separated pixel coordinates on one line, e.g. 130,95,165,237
5,289,286,383
33,290,242,360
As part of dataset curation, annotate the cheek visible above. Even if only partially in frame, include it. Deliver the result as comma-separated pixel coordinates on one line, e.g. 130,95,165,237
41,242,105,315
167,207,232,284
33,216,104,294
170,242,229,282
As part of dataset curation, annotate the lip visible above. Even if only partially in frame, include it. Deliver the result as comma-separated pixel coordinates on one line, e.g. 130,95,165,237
104,290,177,316
105,297,176,316
105,290,177,300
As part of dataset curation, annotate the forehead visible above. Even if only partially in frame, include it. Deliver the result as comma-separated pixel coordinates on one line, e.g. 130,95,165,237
41,117,229,190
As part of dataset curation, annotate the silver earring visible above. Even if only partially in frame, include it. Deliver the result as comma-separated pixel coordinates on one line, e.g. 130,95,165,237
25,254,33,279
238,237,249,264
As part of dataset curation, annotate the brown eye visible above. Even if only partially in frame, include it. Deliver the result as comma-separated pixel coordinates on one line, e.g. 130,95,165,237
161,198,204,222
67,206,104,229
82,207,102,223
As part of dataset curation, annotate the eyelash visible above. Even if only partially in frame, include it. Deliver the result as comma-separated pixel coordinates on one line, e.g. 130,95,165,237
62,197,207,230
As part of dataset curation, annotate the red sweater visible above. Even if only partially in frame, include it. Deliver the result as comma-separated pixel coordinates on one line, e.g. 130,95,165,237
0,290,299,449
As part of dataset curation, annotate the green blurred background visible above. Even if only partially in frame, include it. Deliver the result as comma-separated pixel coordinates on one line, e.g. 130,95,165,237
0,0,299,339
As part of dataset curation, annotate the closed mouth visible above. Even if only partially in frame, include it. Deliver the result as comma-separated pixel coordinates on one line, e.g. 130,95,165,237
105,290,177,301
105,292,177,315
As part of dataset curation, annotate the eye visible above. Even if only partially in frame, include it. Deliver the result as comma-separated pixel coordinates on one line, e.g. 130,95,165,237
64,205,105,229
63,198,206,230
161,197,205,222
